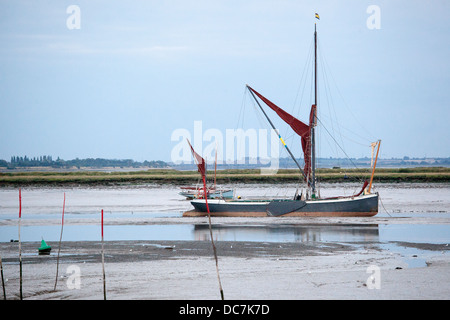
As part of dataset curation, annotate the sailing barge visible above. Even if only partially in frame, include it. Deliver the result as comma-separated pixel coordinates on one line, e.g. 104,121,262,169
183,21,380,218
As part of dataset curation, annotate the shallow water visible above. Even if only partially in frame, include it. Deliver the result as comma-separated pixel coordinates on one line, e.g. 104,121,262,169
2,220,449,269
2,221,450,244
1,183,450,247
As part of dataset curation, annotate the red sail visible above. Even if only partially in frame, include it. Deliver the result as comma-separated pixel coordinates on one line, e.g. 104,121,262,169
248,86,310,137
187,139,206,177
187,139,211,215
247,86,314,181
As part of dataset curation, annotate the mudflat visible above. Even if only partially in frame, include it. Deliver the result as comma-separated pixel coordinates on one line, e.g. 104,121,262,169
1,235,449,300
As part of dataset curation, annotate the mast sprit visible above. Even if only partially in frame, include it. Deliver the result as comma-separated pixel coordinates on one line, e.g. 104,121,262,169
246,85,308,182
368,140,381,194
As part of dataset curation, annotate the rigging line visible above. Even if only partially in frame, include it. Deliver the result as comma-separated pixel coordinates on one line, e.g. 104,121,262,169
225,89,250,188
318,114,372,148
337,132,374,147
319,56,340,158
318,39,348,157
317,43,375,162
247,89,305,171
291,37,315,117
316,117,361,171
282,38,315,146
247,86,308,182
309,54,315,107
318,112,374,147
320,47,377,142
247,93,297,171
239,90,267,166
284,38,315,148
236,85,250,130
253,109,296,170
374,188,392,217
317,39,374,181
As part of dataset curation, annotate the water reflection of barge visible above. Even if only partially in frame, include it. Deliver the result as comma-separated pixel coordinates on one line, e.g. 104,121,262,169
193,224,379,243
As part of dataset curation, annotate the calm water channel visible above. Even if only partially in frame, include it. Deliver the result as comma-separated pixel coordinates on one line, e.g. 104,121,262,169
1,183,449,245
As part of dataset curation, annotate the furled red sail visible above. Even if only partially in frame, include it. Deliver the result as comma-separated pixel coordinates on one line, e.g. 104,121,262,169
187,139,206,177
247,86,315,181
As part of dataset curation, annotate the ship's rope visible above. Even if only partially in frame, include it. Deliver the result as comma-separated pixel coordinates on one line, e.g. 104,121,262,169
371,185,392,217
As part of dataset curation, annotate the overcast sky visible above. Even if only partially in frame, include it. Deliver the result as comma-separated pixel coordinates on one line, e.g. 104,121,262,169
1,0,449,163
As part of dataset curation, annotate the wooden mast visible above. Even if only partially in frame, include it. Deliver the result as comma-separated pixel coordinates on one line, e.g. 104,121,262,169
311,23,318,196
368,140,381,193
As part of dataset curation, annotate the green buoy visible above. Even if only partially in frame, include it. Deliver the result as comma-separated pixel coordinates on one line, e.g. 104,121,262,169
38,239,51,255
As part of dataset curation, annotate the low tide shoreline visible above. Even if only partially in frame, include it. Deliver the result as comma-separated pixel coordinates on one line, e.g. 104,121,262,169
1,237,449,300
1,183,449,300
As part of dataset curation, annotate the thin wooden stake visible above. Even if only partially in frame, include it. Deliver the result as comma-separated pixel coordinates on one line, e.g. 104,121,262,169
54,192,66,291
187,138,224,300
18,188,23,300
202,175,224,300
101,209,106,300
0,255,6,300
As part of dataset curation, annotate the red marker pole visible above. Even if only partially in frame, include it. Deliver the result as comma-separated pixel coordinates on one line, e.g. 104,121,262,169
19,188,22,218
18,189,23,300
101,209,106,300
101,209,104,238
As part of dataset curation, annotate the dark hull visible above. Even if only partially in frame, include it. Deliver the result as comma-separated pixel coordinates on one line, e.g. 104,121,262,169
184,193,378,217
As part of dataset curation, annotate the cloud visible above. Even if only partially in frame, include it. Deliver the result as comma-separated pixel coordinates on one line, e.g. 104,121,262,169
0,32,190,60
47,42,189,56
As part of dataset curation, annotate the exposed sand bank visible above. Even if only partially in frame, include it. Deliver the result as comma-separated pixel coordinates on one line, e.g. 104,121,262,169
1,237,449,300
1,183,449,300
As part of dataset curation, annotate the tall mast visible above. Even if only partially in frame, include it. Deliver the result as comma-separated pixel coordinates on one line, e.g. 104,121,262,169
311,23,318,196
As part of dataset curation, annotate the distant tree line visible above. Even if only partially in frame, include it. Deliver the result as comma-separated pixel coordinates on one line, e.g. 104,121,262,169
1,155,168,169
1,155,449,170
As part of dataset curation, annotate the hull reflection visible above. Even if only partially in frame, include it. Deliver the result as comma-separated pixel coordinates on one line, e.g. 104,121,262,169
193,224,379,243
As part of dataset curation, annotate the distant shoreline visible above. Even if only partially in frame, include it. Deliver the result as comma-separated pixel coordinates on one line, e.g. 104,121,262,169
1,167,449,186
